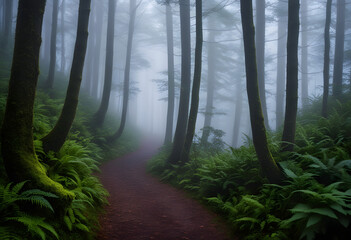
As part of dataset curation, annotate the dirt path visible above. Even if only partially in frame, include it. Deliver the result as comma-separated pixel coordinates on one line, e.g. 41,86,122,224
96,140,232,240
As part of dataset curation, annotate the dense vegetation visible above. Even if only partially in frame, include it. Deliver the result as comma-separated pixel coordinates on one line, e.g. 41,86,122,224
148,95,351,240
0,54,136,240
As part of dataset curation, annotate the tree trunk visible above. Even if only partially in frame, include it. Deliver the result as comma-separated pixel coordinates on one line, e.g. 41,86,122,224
180,0,203,163
332,0,345,98
41,0,91,153
275,2,287,130
167,0,191,164
322,0,332,118
164,0,175,144
91,3,103,99
240,0,282,184
1,0,74,201
1,0,13,49
300,0,308,107
92,0,116,127
45,0,58,89
255,0,269,129
201,15,216,145
281,0,300,152
110,0,137,141
232,77,243,148
60,0,66,73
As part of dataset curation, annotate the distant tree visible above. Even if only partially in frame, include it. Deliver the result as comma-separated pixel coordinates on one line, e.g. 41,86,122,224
44,0,59,89
232,76,243,148
92,0,116,127
281,0,300,152
322,0,332,117
332,0,345,98
164,0,175,144
60,0,66,73
1,0,13,49
240,0,282,184
255,0,269,129
168,0,191,164
300,0,309,107
1,0,74,201
42,0,92,153
181,0,203,163
110,0,138,141
201,14,216,145
275,1,287,130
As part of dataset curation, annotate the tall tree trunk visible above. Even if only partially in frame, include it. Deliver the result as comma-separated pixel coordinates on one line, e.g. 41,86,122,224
300,0,308,107
232,78,243,148
201,15,216,145
255,0,269,129
240,0,282,184
41,0,92,153
332,0,345,98
1,0,13,49
276,2,287,130
180,0,203,163
164,0,175,144
322,0,332,118
110,0,137,141
1,0,74,201
167,0,191,164
91,3,103,99
92,0,116,127
281,0,300,152
45,0,58,89
60,0,66,73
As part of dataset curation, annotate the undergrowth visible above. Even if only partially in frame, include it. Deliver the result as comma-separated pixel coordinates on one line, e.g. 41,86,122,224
0,54,137,239
148,96,351,240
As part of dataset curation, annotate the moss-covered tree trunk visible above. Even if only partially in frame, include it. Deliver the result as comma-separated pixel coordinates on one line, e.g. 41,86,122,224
44,0,58,89
42,0,91,153
322,0,332,118
1,0,74,201
281,0,300,152
164,0,175,144
240,0,283,184
92,0,116,128
167,0,191,164
110,0,137,141
180,0,203,163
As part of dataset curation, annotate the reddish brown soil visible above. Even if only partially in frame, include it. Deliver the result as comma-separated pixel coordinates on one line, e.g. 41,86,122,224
96,140,233,240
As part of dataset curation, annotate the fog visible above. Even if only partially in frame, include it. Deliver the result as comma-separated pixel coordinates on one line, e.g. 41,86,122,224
38,0,351,147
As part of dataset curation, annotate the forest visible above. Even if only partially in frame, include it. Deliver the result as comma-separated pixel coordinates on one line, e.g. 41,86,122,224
0,0,351,239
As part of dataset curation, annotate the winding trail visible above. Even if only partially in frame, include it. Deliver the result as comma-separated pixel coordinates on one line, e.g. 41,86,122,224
97,140,232,240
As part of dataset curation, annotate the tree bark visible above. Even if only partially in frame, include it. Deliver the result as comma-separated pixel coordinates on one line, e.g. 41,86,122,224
1,0,13,49
1,0,74,201
45,0,59,89
41,0,92,153
300,0,308,107
92,0,116,127
255,0,269,129
332,0,345,98
201,15,216,145
240,0,282,184
164,0,175,144
110,0,137,141
275,1,287,130
167,0,191,164
322,0,332,118
180,0,203,163
281,0,300,152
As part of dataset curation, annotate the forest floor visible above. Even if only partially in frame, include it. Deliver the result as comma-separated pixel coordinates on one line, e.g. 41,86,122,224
96,140,232,240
